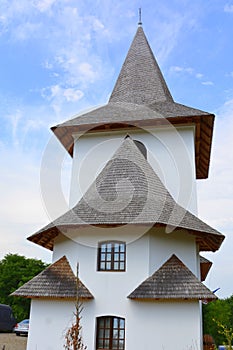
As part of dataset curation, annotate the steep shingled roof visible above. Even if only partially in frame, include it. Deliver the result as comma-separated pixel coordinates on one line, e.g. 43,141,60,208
127,254,216,301
109,26,173,104
28,137,224,252
51,26,214,179
11,256,94,299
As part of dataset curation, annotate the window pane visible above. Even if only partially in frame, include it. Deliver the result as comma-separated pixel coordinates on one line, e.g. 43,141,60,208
105,329,110,339
120,254,124,261
113,318,119,328
105,318,110,327
119,330,124,338
106,244,112,252
107,253,111,261
106,262,111,270
120,244,125,252
112,339,118,349
100,262,105,270
101,244,106,252
119,319,125,328
98,318,105,327
114,253,119,261
114,244,119,252
98,339,104,348
104,339,110,348
119,340,124,349
119,262,125,270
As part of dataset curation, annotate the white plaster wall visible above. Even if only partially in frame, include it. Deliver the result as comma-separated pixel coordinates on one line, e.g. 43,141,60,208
36,225,202,350
27,299,75,350
148,227,198,275
69,126,197,215
27,298,202,350
126,301,202,350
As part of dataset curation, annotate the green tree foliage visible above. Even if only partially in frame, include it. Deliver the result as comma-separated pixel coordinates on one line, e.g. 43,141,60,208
0,253,48,321
203,296,233,346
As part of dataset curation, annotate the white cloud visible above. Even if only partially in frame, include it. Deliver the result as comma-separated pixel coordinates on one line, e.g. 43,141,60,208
33,0,56,12
170,65,206,82
170,66,194,74
63,88,84,102
195,73,203,79
201,81,214,86
0,145,52,261
224,4,233,13
197,97,233,298
42,84,84,102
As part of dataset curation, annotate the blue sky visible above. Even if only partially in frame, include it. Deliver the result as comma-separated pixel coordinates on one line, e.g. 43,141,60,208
0,0,233,299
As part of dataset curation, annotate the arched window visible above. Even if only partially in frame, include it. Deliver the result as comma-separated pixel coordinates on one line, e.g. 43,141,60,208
97,241,126,271
96,316,125,350
133,140,147,159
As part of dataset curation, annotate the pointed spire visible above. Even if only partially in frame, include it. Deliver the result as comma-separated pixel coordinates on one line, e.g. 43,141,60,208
109,26,173,105
138,8,142,26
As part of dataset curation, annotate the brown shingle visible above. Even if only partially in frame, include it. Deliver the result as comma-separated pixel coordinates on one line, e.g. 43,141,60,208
11,256,94,299
127,254,217,301
27,137,224,252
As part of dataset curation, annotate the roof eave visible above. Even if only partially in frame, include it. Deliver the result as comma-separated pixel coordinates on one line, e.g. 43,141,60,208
27,222,224,253
51,113,214,180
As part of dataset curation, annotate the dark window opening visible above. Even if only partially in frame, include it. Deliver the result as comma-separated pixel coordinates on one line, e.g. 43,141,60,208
97,241,126,271
96,316,125,350
133,140,147,159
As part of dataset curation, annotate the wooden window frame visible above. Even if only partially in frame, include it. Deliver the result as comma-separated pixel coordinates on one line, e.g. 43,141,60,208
96,316,125,350
97,241,126,272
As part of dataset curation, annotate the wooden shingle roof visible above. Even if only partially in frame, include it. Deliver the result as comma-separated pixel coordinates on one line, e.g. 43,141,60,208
11,256,94,299
128,254,217,301
200,255,212,281
28,137,224,252
51,26,214,179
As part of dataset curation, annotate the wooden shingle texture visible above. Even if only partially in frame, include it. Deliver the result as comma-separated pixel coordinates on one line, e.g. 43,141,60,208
11,256,94,299
128,254,217,301
51,26,214,179
28,137,224,252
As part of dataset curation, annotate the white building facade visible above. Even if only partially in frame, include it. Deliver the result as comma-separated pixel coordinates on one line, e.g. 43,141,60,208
13,24,224,350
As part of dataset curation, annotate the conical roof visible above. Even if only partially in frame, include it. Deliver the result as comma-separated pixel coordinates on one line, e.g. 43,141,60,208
128,254,217,301
109,26,173,104
51,25,214,179
28,137,224,252
11,256,94,299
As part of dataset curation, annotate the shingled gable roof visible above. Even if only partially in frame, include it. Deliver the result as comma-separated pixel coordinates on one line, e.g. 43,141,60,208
51,25,214,179
28,137,224,252
11,256,94,299
127,254,217,301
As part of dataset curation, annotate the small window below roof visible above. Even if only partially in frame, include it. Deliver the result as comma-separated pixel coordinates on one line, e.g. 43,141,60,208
97,241,126,272
133,140,147,159
96,316,125,350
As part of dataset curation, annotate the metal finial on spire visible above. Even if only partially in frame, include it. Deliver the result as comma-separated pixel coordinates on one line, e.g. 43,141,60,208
138,8,142,26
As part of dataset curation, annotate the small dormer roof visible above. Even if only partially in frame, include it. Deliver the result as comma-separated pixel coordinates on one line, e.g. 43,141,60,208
51,26,214,179
11,256,94,299
128,254,216,301
27,137,224,252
